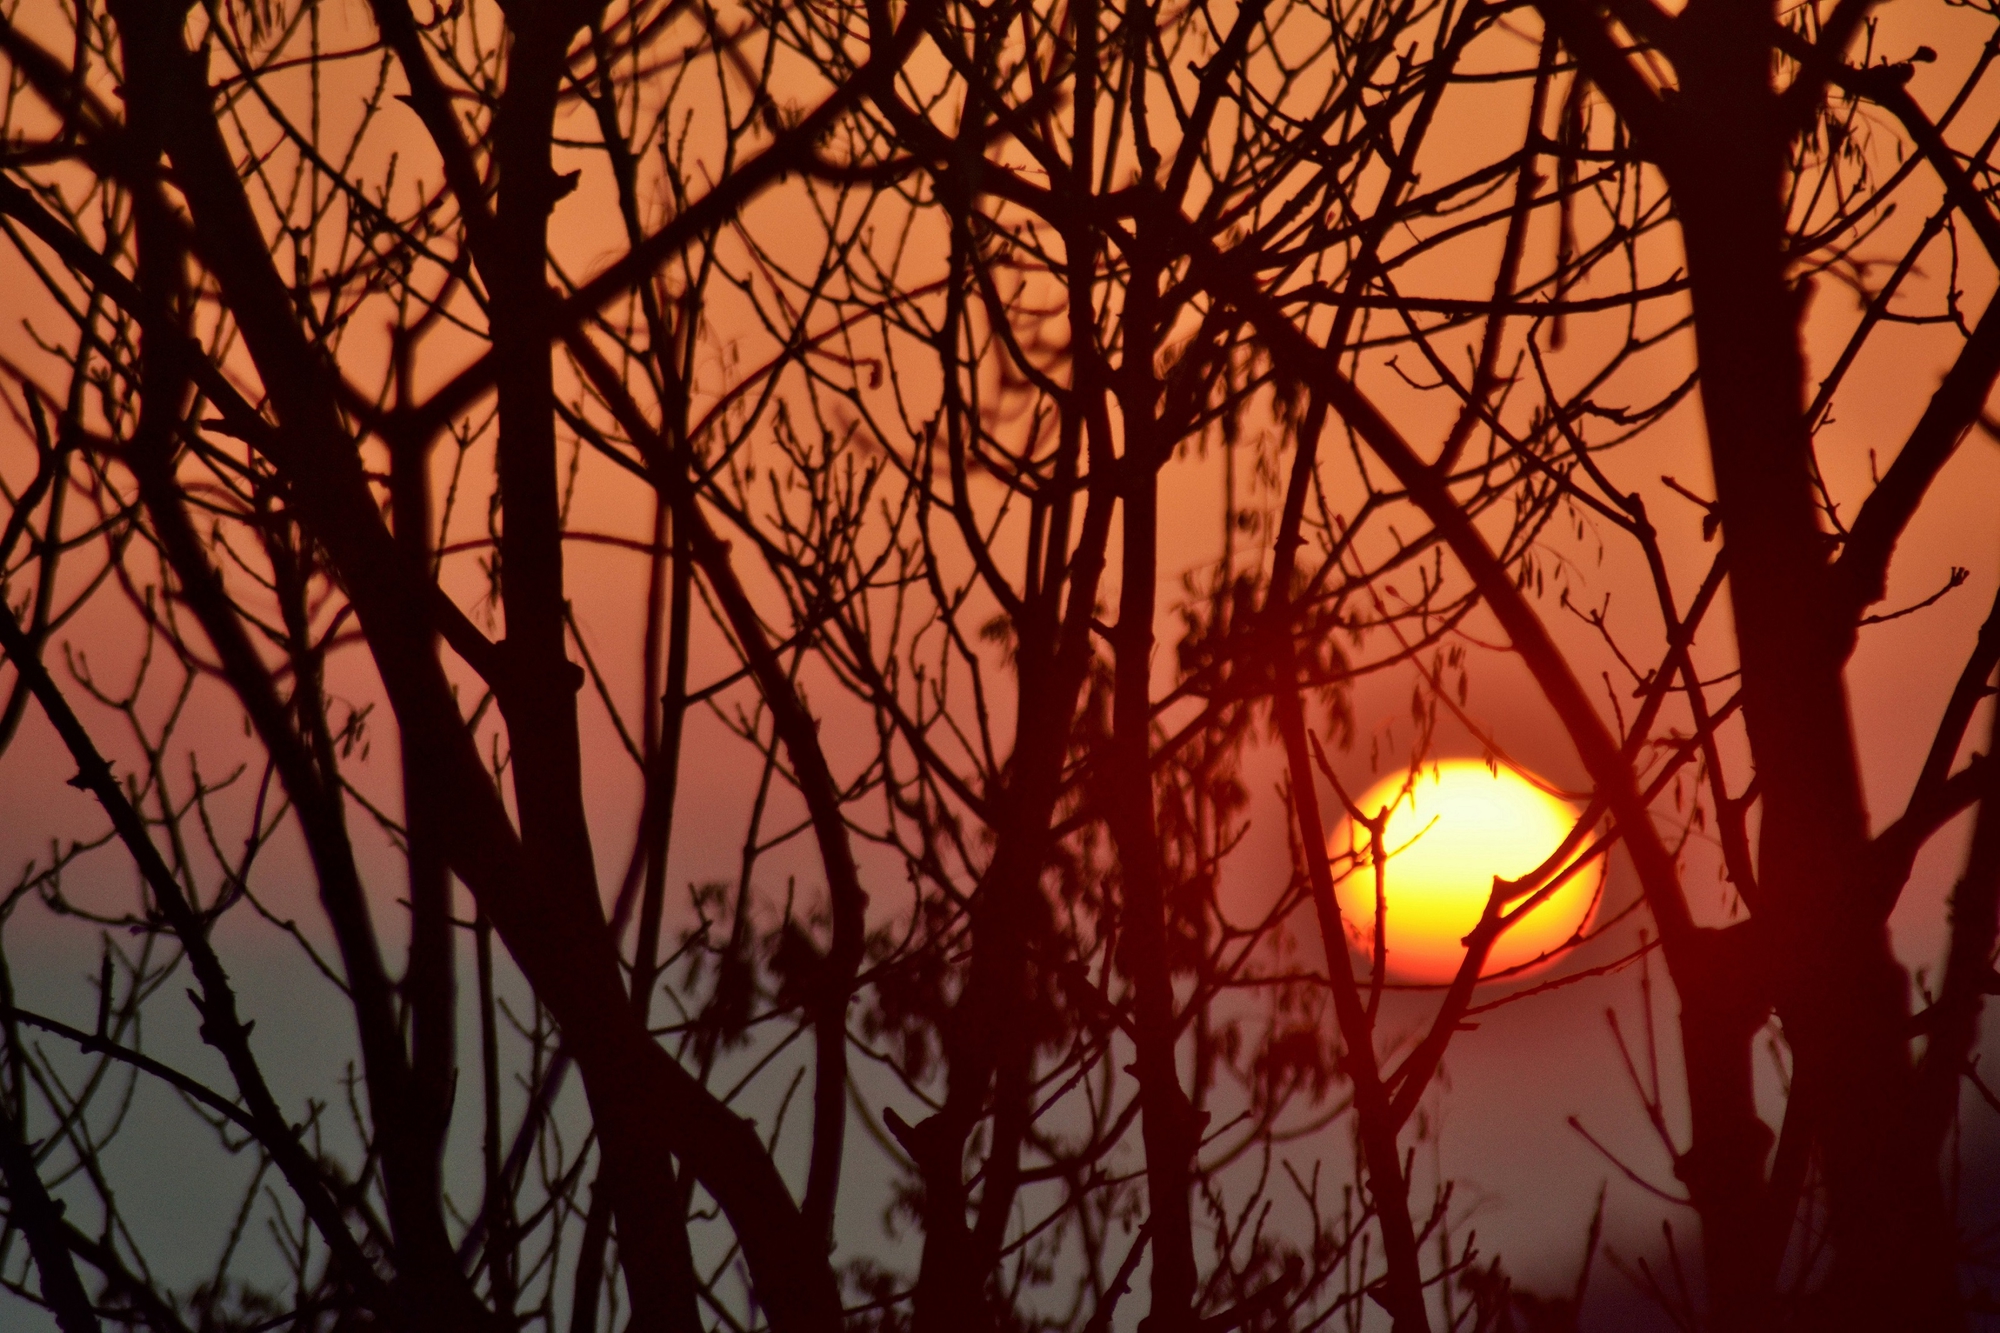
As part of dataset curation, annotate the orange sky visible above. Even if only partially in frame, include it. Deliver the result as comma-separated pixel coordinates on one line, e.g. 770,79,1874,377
0,0,1994,970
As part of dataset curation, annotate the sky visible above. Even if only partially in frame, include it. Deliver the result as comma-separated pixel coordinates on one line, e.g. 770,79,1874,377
2,0,2000,1327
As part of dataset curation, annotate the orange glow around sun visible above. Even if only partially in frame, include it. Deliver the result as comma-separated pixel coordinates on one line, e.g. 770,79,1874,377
1329,760,1601,985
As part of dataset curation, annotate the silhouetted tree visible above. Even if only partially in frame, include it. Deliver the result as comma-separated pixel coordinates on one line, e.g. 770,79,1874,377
0,0,1996,1330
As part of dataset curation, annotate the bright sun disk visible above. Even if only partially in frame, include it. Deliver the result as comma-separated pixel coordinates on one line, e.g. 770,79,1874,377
1329,759,1601,985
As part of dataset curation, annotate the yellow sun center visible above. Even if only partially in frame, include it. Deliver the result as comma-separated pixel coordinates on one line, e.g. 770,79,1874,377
1329,759,1600,984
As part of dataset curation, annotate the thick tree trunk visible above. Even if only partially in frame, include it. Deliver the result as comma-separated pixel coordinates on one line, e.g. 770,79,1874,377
904,81,1122,1325
1667,3,1961,1323
1673,932,1777,1331
1103,229,1202,1333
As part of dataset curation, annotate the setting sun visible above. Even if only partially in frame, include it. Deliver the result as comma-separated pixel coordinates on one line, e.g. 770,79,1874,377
1330,760,1601,984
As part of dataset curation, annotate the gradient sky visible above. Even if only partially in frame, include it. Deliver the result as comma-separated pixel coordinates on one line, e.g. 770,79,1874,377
2,1,1999,1326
